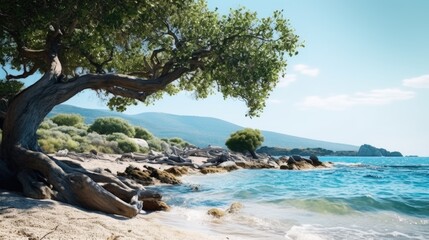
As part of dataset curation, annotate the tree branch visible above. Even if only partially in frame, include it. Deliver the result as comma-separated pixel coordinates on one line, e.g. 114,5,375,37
4,63,40,80
106,87,147,102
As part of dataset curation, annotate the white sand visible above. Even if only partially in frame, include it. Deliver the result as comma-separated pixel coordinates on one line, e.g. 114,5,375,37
0,155,222,240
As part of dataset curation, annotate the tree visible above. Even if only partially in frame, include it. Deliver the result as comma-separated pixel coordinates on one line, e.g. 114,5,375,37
225,128,264,159
0,0,301,217
88,117,135,137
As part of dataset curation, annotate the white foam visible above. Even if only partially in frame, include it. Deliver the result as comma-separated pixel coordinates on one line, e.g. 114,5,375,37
285,225,326,240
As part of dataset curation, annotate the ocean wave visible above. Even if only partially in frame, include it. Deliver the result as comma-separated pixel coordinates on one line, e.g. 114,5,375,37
285,224,428,240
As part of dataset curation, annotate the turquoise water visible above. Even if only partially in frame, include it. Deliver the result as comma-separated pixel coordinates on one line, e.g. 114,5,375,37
150,157,429,239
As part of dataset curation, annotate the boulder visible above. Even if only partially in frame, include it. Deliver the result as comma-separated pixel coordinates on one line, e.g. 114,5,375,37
218,161,238,171
310,154,322,166
164,166,189,176
207,208,225,218
200,167,227,174
145,166,181,185
131,138,149,149
143,200,170,212
117,166,153,186
226,202,243,214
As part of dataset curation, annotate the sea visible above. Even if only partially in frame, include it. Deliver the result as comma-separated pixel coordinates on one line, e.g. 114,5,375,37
148,157,429,240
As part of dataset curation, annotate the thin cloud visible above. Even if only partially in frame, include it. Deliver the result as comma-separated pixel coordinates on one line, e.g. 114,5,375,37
299,88,415,110
403,75,429,88
277,74,297,87
293,64,320,77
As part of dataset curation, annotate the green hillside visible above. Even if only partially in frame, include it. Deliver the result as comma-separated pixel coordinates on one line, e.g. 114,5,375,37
48,105,359,151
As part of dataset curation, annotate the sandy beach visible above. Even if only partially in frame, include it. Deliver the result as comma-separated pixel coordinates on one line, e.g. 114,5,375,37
0,155,220,240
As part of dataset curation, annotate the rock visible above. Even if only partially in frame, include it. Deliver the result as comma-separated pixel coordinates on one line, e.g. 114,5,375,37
117,166,154,186
218,161,239,171
145,166,182,185
200,162,216,168
131,138,149,149
142,200,170,211
235,161,247,168
200,167,227,174
207,208,225,218
164,166,189,176
267,160,279,168
310,154,322,166
160,141,172,154
90,149,98,155
280,164,292,170
291,155,303,161
226,202,243,214
56,149,69,157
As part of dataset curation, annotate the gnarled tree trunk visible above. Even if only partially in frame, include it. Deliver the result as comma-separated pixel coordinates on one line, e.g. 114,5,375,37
0,56,167,218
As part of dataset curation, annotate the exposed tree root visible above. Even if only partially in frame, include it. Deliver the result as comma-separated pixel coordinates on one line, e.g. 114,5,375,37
8,145,148,218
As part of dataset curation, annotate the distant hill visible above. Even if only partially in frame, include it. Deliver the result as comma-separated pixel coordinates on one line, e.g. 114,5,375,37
48,105,359,151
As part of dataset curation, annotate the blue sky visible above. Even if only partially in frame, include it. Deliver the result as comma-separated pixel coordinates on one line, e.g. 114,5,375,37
8,0,429,156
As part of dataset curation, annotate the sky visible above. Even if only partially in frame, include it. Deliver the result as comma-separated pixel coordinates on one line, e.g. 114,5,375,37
8,0,429,156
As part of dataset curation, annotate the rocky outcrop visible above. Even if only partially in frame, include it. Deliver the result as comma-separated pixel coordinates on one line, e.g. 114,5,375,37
357,144,403,157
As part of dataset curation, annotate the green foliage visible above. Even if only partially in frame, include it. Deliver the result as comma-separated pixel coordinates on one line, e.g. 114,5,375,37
0,80,24,100
51,114,84,126
147,138,163,151
51,126,87,137
164,137,193,149
88,117,135,137
225,128,264,154
106,132,129,142
39,119,58,129
1,0,301,117
37,129,81,153
117,139,139,153
134,127,154,140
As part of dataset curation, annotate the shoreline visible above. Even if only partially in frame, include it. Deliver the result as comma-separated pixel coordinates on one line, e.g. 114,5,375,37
0,151,328,240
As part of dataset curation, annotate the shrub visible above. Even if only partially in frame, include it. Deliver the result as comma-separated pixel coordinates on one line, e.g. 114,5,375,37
106,132,129,142
164,137,194,149
134,126,153,140
225,128,264,159
117,139,139,153
51,125,87,137
37,129,81,153
147,138,163,151
39,119,58,129
88,117,135,137
51,114,84,126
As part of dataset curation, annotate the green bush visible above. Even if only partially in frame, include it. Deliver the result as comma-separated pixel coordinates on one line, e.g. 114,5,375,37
39,119,58,129
147,138,163,151
117,139,139,153
88,117,135,137
225,128,264,158
106,132,129,141
134,126,153,140
37,129,81,153
51,114,84,126
51,126,87,137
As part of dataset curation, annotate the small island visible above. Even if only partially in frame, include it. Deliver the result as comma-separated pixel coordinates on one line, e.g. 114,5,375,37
257,144,403,157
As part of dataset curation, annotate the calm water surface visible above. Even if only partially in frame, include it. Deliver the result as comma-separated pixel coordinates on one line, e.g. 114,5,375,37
149,157,429,240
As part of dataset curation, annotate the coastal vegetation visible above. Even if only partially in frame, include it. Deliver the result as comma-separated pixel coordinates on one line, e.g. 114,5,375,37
226,128,264,159
0,0,301,217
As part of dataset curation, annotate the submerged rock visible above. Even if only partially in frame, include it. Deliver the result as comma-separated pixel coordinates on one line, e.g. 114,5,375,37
226,202,243,214
207,208,225,218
